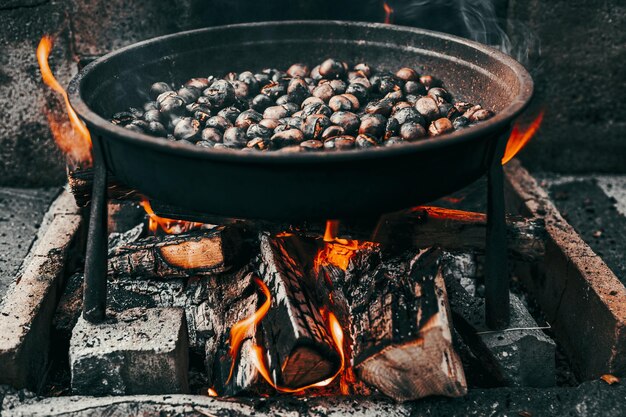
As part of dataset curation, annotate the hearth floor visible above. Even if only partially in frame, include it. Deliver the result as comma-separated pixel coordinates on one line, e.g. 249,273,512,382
2,381,626,416
1,174,626,416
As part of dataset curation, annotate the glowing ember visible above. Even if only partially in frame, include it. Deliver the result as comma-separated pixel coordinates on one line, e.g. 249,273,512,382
314,220,376,273
139,199,203,234
207,387,218,396
502,111,544,165
251,311,346,393
383,2,394,24
37,35,92,164
226,277,271,384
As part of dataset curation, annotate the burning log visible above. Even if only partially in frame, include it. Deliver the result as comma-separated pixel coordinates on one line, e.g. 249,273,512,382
108,226,246,278
207,271,269,396
373,207,545,261
68,168,139,207
258,234,341,389
347,247,467,401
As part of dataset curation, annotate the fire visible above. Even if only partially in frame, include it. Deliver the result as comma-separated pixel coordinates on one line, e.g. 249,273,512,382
251,311,346,393
226,276,272,384
314,220,376,273
501,111,544,165
383,2,394,24
37,35,92,164
139,199,203,234
207,387,218,396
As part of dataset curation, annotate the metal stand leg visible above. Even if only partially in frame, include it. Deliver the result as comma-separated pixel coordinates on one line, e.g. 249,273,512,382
83,138,108,323
485,143,510,329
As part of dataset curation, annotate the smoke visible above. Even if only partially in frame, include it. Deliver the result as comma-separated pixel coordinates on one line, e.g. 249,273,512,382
389,0,540,66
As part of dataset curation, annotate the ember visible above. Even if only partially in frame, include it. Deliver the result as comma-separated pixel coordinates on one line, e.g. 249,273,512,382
139,200,203,234
314,220,377,273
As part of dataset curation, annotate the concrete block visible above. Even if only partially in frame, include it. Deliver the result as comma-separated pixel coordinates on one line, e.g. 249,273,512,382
443,253,556,387
0,190,82,389
70,307,189,395
505,160,626,379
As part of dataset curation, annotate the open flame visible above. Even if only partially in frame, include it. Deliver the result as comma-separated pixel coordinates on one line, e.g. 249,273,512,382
502,111,544,165
226,276,272,384
37,35,92,165
314,220,376,273
251,310,346,393
383,2,394,24
139,199,203,234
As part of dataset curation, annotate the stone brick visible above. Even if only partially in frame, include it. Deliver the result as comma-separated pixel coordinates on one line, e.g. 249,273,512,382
0,190,82,389
443,253,556,387
70,307,189,395
504,160,626,379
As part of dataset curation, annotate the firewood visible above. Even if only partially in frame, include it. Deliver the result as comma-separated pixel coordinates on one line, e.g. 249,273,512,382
107,226,246,278
68,168,139,207
206,270,269,396
347,247,467,401
69,165,543,261
257,234,341,389
372,207,545,261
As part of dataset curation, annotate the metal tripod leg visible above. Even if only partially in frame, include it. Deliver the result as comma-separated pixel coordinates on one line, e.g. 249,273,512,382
82,137,108,323
485,140,510,329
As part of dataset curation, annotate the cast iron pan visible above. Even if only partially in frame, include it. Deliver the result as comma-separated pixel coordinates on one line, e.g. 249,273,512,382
68,21,533,221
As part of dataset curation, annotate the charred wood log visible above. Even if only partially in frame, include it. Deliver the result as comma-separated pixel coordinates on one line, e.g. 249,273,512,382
150,205,544,261
347,247,467,401
107,226,247,278
206,270,270,396
68,168,139,207
372,207,545,261
258,234,341,389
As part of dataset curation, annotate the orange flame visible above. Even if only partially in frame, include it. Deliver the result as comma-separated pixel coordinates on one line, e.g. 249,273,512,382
314,221,376,273
139,199,203,234
37,35,92,164
251,311,346,393
383,2,394,24
502,111,544,165
226,276,271,384
207,387,218,396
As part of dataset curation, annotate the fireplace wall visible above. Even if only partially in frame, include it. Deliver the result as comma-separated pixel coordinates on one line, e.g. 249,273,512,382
0,0,624,187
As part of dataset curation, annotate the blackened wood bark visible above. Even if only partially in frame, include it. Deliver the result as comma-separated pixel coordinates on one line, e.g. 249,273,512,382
206,270,269,396
68,168,139,207
107,226,245,278
373,207,545,261
348,247,467,401
258,234,341,389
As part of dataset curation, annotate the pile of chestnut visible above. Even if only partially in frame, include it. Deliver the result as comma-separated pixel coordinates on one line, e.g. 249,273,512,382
111,59,494,152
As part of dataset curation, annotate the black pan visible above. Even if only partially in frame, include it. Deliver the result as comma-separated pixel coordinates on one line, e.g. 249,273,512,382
68,21,533,221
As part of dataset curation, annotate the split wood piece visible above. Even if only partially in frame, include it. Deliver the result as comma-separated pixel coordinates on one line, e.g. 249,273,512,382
68,168,139,207
258,234,341,389
373,206,546,261
107,225,246,278
207,270,269,396
348,247,467,402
